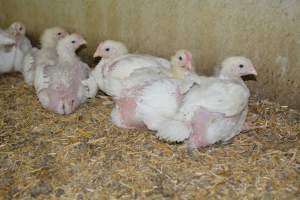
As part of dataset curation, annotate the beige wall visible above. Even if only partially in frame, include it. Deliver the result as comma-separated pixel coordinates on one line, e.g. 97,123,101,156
0,0,299,109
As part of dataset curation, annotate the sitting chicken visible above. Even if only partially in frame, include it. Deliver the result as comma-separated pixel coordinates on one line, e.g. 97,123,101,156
37,33,90,115
82,40,171,97
23,27,68,86
0,22,32,74
157,57,257,148
110,50,195,130
130,49,197,94
0,29,15,46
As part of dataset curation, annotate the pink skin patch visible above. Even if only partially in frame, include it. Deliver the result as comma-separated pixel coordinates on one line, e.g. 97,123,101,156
188,109,209,149
116,97,145,129
115,82,154,129
45,63,86,115
184,51,192,70
46,83,77,115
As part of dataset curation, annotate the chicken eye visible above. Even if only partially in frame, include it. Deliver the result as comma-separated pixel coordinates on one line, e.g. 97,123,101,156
71,40,76,44
179,56,183,61
58,32,62,36
105,48,110,52
19,27,23,31
239,64,244,68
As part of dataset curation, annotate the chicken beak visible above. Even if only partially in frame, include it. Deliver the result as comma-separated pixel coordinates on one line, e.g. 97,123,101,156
186,62,192,71
80,39,87,46
93,42,104,58
251,69,257,76
251,65,257,76
93,47,102,58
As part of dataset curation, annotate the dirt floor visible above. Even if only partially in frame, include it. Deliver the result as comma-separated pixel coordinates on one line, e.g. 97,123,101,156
0,73,299,200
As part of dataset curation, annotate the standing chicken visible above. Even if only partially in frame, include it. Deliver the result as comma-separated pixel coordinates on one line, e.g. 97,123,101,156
0,22,32,74
37,33,90,115
23,27,68,86
157,57,257,148
83,40,171,97
110,50,194,130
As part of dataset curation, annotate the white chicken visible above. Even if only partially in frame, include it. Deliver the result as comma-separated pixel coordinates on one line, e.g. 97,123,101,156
24,27,68,90
83,40,171,97
37,33,90,115
157,57,257,148
23,27,68,86
0,22,32,74
110,50,195,130
121,49,199,98
0,29,15,46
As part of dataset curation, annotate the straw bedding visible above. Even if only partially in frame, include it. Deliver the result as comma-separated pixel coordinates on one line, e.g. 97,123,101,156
0,73,299,199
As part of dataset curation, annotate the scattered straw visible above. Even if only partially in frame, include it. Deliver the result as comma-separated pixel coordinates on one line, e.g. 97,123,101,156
0,74,299,199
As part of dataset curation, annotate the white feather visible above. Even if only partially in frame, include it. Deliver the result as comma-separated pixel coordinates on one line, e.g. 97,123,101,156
108,54,170,79
0,29,15,46
0,45,16,73
34,48,59,92
0,32,32,74
92,54,171,96
180,79,250,118
135,79,180,130
156,119,191,142
81,75,98,98
23,47,38,85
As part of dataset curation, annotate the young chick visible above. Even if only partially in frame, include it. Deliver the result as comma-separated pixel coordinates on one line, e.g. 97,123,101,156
25,27,68,89
37,33,90,115
124,49,196,95
157,57,257,148
170,49,194,79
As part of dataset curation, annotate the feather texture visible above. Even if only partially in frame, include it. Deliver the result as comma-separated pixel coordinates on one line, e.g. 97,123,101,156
157,57,257,148
37,33,90,115
0,22,32,74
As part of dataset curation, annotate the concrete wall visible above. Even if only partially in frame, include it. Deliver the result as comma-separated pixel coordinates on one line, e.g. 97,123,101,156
0,0,299,109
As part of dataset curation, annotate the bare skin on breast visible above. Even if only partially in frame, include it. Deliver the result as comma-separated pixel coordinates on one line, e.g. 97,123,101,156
116,96,145,129
188,109,210,149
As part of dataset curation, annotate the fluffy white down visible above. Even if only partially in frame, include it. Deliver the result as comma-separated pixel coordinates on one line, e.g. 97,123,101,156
88,59,113,96
135,79,180,131
108,54,171,79
0,33,32,74
0,29,15,46
111,107,128,129
13,36,32,72
34,48,59,92
81,75,98,98
204,107,248,144
180,78,250,118
156,76,250,144
23,47,38,85
0,46,16,73
91,54,171,96
156,119,191,142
